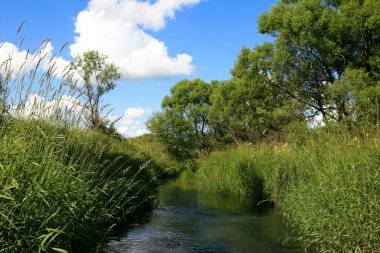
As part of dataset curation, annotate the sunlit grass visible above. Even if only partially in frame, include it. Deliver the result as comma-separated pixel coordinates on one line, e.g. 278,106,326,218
179,124,380,252
0,120,156,252
0,30,157,252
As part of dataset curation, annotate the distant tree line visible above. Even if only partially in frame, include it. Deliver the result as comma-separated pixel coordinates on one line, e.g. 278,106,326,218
148,0,380,159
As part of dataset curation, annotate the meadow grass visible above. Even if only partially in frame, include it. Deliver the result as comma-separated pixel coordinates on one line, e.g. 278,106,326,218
129,134,196,180
179,124,380,252
178,146,266,202
0,35,159,252
0,119,156,253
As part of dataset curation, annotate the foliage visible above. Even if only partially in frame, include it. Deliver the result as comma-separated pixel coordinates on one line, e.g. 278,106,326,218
179,125,380,252
179,146,266,202
209,77,300,144
148,111,197,160
0,120,156,253
0,36,153,252
151,0,380,155
70,50,121,130
332,68,380,123
232,0,380,123
128,134,186,179
147,79,213,159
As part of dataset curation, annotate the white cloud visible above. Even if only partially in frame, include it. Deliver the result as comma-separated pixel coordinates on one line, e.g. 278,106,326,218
11,93,87,126
40,43,72,80
70,0,200,79
124,107,147,119
0,42,33,77
10,94,152,136
0,41,71,80
1,0,200,81
116,107,152,137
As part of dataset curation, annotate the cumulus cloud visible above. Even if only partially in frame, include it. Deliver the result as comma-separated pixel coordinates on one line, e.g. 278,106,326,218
10,94,153,137
70,0,200,79
116,107,152,137
11,93,87,126
0,41,71,80
1,0,200,81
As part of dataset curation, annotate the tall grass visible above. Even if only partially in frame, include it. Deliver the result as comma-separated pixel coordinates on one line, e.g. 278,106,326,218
0,31,157,252
179,124,380,252
129,134,198,180
279,125,380,252
0,120,156,253
179,146,266,202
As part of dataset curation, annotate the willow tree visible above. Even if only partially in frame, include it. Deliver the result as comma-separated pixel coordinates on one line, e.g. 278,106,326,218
147,79,212,159
209,77,299,144
234,0,380,124
70,50,121,130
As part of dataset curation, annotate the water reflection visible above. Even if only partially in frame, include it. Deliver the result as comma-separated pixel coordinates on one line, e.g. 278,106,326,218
104,182,303,253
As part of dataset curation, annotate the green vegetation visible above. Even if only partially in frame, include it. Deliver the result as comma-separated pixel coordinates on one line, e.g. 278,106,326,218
178,125,380,251
178,146,266,200
149,0,380,159
69,50,121,130
147,0,380,252
147,79,213,159
1,0,380,252
0,41,158,252
0,120,156,252
128,134,186,179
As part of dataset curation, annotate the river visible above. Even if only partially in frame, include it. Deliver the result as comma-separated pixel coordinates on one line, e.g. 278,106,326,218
104,182,304,253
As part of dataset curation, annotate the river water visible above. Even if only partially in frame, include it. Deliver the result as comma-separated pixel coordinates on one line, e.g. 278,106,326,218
104,182,304,253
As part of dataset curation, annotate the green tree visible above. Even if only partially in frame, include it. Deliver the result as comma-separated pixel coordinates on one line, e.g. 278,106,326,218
210,77,299,144
331,68,380,124
235,0,380,124
70,50,121,130
147,79,212,159
147,111,197,159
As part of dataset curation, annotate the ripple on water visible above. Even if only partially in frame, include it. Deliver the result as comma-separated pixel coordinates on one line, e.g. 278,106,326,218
104,184,303,253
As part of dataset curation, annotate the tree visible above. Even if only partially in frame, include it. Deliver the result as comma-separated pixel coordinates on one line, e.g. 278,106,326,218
70,50,121,130
147,79,212,159
209,77,299,144
234,0,380,124
147,111,197,160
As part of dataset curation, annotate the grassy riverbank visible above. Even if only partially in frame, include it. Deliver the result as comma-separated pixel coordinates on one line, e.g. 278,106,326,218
178,124,380,252
0,120,158,253
129,134,198,179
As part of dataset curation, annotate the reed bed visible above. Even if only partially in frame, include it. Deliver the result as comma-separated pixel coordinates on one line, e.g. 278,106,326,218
0,33,156,252
179,124,380,252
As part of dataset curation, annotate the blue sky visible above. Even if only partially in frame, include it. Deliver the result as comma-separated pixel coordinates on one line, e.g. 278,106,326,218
0,0,276,137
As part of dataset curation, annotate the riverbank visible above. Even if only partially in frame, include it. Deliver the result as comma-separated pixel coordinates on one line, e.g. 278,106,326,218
0,120,158,253
177,124,380,252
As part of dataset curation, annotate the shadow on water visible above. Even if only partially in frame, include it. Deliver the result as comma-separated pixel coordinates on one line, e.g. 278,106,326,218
104,181,304,253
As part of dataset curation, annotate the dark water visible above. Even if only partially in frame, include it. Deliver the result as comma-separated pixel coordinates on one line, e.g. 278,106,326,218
104,182,303,253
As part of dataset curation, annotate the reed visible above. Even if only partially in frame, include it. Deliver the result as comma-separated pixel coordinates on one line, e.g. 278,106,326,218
179,124,380,252
0,32,156,252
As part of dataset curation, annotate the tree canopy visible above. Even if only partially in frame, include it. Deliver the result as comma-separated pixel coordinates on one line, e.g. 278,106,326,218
252,0,380,122
149,0,380,159
147,79,212,159
70,50,121,130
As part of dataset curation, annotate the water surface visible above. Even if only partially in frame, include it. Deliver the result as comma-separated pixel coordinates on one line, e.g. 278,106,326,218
104,182,303,253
